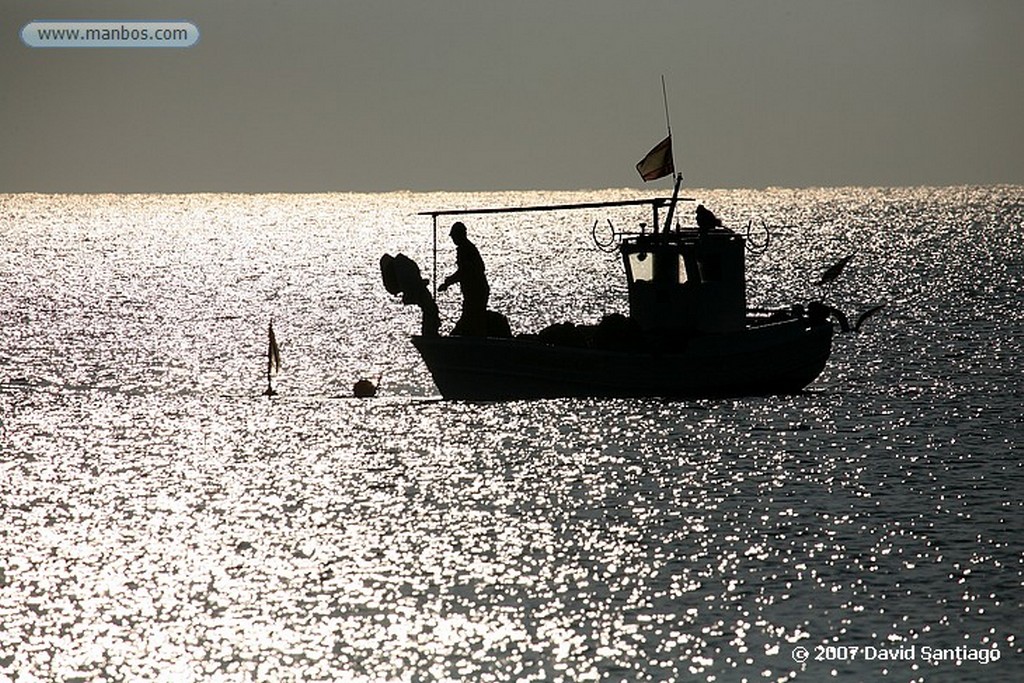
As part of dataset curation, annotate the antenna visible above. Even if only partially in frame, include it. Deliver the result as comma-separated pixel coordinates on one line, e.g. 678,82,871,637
661,75,678,176
660,76,683,231
661,74,672,139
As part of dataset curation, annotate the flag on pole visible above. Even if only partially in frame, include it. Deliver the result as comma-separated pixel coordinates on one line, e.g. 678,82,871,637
636,135,674,181
267,321,281,376
263,320,282,396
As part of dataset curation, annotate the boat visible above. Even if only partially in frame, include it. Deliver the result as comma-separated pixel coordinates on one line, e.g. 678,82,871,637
381,189,836,401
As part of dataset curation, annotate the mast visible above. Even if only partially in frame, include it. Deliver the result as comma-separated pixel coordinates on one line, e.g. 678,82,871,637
659,75,684,233
431,215,438,302
663,173,684,233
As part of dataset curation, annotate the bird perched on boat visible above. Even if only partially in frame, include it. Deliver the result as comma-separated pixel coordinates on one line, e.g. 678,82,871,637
353,377,378,398
695,204,723,236
816,254,854,285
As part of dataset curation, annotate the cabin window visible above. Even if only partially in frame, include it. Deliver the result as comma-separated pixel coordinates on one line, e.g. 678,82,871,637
629,252,653,282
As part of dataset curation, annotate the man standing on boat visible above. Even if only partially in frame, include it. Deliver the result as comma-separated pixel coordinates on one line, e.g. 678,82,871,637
438,221,490,336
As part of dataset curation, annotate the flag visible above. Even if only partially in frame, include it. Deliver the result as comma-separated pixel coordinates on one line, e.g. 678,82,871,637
267,322,281,375
636,135,674,181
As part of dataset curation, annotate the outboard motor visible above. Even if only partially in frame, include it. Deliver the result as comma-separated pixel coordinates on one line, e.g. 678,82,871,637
381,253,441,337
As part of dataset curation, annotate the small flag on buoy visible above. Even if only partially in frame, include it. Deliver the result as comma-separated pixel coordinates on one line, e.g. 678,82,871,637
264,320,281,396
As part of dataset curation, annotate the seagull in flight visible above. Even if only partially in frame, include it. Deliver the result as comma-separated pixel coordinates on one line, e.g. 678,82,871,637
853,303,886,332
816,254,854,285
827,302,886,333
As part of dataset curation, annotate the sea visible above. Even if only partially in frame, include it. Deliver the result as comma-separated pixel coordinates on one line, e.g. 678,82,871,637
1,186,1021,683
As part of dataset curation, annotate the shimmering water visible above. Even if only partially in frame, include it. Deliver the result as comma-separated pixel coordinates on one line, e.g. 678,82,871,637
1,187,1021,682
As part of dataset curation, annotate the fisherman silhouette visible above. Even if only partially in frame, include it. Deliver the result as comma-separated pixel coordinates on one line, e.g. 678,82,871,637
438,221,490,336
695,204,723,237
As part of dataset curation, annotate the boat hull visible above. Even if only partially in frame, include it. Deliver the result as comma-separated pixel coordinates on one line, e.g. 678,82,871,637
412,319,833,400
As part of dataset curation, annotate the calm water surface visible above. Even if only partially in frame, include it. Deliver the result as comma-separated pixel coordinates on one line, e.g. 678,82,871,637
1,187,1022,681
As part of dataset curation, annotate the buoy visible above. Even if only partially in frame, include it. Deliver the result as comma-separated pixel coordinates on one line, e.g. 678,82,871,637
353,378,377,398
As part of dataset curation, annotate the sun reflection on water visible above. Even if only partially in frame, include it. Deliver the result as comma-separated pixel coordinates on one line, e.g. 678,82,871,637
1,188,1022,680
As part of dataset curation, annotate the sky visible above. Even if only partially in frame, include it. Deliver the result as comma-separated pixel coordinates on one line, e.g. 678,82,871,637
2,1,1022,192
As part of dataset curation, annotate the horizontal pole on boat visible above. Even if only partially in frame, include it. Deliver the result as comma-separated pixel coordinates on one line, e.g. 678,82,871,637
418,196,694,218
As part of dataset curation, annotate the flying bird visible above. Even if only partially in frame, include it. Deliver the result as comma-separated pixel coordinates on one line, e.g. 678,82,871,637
816,254,854,285
853,303,886,332
825,303,886,333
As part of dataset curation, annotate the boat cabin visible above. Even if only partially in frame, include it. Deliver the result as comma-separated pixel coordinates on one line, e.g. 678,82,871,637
621,228,746,334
